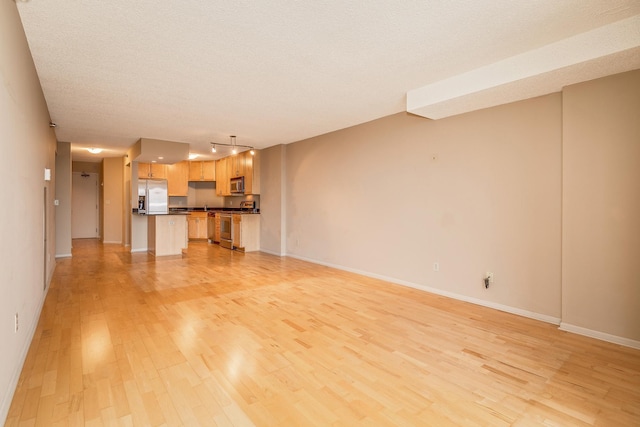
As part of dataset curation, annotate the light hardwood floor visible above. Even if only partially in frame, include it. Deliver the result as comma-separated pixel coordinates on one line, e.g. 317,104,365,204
6,239,640,426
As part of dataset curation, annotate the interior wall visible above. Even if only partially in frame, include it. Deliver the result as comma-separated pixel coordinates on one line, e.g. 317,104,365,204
129,162,147,252
561,70,640,343
123,156,131,246
285,95,563,321
72,161,100,173
102,157,124,244
55,141,72,257
0,2,58,423
260,145,286,255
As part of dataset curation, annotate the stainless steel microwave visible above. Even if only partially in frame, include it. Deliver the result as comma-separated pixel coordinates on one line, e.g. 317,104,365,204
230,176,244,194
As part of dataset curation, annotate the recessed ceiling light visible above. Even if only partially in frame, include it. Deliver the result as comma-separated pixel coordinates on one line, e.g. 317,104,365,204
188,153,199,160
87,148,103,154
158,156,164,160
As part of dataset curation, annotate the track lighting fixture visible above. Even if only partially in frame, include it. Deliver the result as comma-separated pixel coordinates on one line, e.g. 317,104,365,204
209,136,255,156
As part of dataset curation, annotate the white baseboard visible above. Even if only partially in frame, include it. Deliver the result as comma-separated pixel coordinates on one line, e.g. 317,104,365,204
285,252,562,325
0,284,49,425
130,248,148,253
102,241,122,244
55,253,72,259
559,322,640,349
259,248,285,256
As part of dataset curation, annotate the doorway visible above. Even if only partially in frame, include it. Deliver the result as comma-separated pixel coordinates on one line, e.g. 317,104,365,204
72,172,99,238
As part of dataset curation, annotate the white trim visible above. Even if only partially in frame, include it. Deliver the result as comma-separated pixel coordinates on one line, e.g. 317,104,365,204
130,248,148,253
559,323,640,350
55,253,72,259
259,248,285,257
0,286,49,424
285,253,561,325
102,241,122,244
407,15,640,119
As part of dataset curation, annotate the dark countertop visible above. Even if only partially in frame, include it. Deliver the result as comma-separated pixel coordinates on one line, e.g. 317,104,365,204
168,207,259,214
132,209,189,215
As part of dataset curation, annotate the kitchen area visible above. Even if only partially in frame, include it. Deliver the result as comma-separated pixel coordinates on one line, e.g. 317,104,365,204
129,138,261,256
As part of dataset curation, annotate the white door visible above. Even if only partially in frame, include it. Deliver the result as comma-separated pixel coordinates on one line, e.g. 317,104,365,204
72,172,99,238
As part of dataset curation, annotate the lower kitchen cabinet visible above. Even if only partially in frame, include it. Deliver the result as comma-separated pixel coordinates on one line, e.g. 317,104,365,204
214,214,221,243
187,212,208,240
232,214,260,252
147,214,187,256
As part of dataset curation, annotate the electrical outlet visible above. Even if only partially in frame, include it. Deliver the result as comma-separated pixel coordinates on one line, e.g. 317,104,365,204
14,313,18,333
433,262,439,272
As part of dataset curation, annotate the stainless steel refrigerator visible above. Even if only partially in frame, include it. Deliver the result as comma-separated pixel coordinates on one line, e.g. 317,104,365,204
137,179,168,214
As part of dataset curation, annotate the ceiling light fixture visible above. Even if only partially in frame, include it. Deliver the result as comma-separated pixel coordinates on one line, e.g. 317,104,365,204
189,153,199,160
209,136,255,156
49,122,57,128
230,135,237,155
87,148,103,154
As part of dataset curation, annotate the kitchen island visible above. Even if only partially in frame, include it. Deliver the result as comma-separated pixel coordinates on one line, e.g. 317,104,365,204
147,213,188,256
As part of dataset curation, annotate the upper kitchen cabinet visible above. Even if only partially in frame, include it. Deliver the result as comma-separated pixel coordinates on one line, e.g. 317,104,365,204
167,161,189,196
230,153,245,178
215,157,229,196
189,160,215,181
138,162,167,179
243,150,260,195
215,150,260,195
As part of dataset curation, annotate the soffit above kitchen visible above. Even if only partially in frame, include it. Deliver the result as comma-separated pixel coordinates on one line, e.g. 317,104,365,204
15,1,640,162
130,138,190,164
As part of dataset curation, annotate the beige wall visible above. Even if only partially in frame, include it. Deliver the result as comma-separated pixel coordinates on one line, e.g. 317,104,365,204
102,158,124,243
0,2,58,422
561,70,640,343
55,142,72,257
260,145,287,255
263,71,640,346
72,161,101,173
282,94,563,321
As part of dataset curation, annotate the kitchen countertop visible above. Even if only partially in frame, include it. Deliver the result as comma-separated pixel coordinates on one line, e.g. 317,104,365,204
169,207,260,214
132,208,260,215
132,209,189,215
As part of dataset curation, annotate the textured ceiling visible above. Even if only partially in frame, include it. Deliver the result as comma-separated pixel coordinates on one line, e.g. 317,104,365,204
15,0,640,162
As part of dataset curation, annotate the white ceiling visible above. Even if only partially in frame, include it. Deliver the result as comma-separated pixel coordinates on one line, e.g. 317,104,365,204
16,0,640,162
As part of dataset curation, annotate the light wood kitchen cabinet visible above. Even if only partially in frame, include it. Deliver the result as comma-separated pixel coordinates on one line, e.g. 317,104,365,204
230,153,245,178
167,161,189,196
243,150,260,195
189,161,215,181
138,162,167,179
214,214,221,243
187,212,208,240
147,214,187,256
232,214,260,252
215,157,229,196
215,151,260,195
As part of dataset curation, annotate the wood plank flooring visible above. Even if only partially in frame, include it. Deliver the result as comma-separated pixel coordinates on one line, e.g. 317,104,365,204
6,239,640,426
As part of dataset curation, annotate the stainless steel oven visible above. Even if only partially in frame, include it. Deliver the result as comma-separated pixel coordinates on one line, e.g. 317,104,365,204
219,214,233,249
